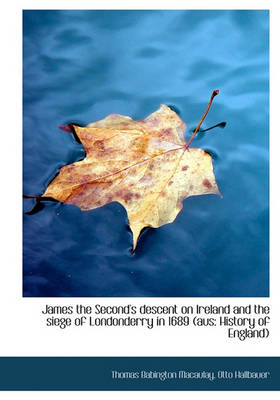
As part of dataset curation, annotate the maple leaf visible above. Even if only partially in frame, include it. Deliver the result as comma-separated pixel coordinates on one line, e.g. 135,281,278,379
41,90,221,251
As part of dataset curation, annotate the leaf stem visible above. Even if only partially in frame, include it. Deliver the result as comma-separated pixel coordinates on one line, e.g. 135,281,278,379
23,194,42,199
184,89,219,150
23,194,58,202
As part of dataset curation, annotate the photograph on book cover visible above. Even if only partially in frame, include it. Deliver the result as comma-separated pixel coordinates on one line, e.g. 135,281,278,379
23,9,269,298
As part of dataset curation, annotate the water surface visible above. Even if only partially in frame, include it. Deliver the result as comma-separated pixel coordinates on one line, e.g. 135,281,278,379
23,10,269,297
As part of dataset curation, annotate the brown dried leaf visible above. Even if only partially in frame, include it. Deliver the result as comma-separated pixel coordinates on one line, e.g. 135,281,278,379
43,99,221,251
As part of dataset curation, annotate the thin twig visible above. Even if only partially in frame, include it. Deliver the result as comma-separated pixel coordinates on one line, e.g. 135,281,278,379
184,89,219,150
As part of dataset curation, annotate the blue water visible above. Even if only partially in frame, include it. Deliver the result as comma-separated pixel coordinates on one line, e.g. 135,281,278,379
23,10,269,297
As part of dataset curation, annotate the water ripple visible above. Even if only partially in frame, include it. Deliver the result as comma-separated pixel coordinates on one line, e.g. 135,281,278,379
23,10,269,297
